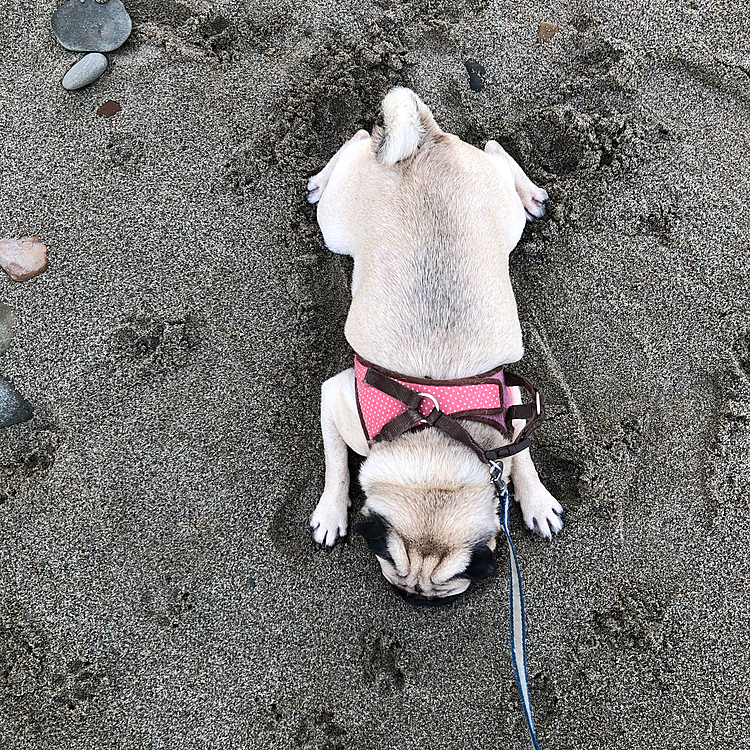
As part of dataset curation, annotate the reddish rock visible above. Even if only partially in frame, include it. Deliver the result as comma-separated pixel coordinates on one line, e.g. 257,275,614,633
0,236,49,281
97,100,122,117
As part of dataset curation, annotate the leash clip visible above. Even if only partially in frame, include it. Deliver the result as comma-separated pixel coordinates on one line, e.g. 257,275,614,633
488,459,507,493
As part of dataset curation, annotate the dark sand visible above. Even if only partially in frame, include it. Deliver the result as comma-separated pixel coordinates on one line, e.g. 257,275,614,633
1,1,749,748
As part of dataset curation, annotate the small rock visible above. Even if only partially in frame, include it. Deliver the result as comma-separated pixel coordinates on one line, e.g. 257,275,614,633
0,304,16,357
62,52,108,91
464,59,485,92
0,376,33,429
538,21,559,43
51,0,132,53
0,237,49,282
97,100,122,117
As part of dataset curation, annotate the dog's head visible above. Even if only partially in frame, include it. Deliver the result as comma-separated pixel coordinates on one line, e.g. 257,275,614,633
355,430,501,605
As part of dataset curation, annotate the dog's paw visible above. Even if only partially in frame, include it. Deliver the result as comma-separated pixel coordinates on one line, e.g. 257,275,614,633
310,493,349,546
521,183,549,221
516,484,563,539
306,174,325,204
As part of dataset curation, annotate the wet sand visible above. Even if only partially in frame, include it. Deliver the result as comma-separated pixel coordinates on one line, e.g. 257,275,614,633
1,1,749,748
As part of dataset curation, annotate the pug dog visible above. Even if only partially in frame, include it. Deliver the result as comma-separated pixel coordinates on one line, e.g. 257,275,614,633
306,88,563,604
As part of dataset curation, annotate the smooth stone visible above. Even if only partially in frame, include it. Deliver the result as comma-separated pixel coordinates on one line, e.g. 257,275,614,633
52,0,132,53
62,52,108,90
464,59,485,92
0,304,16,357
0,376,33,429
0,236,48,281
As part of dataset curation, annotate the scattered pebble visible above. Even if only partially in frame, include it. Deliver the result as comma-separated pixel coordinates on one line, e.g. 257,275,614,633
538,21,559,43
0,304,16,357
51,0,132,53
62,52,108,91
97,100,122,117
0,237,49,282
0,376,33,429
464,60,485,92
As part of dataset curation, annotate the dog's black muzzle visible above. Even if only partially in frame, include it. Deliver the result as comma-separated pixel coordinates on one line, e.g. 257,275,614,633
390,583,463,608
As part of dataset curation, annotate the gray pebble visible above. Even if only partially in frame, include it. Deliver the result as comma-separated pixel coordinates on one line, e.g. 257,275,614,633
52,0,132,53
62,52,108,90
0,375,33,429
0,304,16,357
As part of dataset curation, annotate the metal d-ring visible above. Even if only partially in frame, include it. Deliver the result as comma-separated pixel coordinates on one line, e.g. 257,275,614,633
417,392,440,424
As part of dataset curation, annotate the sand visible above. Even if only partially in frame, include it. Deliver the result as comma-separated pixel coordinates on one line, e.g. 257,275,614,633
1,0,749,748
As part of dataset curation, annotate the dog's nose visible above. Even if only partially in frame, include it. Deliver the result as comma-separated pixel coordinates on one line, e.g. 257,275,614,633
390,583,463,608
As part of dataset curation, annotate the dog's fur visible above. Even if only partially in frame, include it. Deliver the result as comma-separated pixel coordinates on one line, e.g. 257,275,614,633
307,88,562,602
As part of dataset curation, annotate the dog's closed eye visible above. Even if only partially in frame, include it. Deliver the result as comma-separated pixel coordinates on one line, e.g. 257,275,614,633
353,514,394,564
458,544,498,580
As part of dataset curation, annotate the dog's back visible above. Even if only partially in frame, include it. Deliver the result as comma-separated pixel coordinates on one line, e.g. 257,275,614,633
316,89,528,378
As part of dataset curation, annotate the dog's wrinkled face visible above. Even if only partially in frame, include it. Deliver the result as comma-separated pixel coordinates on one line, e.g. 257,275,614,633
355,431,502,605
355,510,498,604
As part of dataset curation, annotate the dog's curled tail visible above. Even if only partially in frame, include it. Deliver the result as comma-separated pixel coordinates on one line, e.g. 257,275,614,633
375,88,440,166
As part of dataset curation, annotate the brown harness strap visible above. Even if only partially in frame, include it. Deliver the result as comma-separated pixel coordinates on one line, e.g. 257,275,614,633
506,404,534,420
364,365,545,464
501,370,545,450
363,369,424,410
422,408,491,460
376,409,425,441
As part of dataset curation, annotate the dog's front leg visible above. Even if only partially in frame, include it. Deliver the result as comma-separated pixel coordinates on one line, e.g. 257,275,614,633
310,369,368,546
508,386,564,539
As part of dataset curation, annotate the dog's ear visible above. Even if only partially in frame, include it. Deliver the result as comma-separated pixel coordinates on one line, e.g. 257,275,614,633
353,514,392,562
460,545,498,580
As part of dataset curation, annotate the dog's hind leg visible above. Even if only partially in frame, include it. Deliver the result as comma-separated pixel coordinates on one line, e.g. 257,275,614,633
307,130,370,204
310,369,369,546
507,386,563,539
484,141,548,221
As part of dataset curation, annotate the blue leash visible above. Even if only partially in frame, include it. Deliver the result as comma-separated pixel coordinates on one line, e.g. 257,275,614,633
489,460,542,750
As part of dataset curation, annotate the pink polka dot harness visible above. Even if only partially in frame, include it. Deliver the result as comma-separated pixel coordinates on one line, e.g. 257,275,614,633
354,355,545,462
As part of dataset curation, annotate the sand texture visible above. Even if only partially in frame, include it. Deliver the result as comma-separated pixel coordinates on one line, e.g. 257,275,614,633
1,0,749,748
